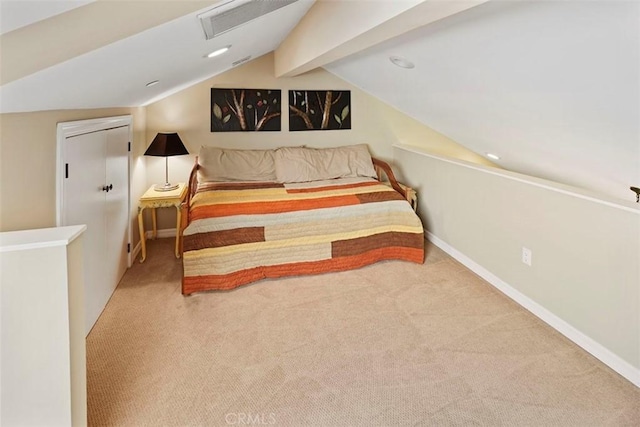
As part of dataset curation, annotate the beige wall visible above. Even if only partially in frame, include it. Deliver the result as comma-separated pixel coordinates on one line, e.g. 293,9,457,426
0,108,147,247
130,107,148,246
145,52,491,228
394,144,640,376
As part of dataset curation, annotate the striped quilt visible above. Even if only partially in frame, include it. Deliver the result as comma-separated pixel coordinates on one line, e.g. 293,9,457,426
182,177,424,294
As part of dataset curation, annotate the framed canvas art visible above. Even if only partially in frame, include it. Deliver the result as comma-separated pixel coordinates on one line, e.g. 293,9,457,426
288,90,351,131
211,88,281,132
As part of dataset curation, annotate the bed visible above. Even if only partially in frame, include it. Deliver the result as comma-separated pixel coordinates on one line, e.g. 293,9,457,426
181,145,424,294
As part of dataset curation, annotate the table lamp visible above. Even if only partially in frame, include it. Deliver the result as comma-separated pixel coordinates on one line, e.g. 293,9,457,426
144,132,189,191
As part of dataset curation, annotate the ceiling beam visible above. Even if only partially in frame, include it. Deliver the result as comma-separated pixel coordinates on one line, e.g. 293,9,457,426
275,0,489,78
0,0,217,86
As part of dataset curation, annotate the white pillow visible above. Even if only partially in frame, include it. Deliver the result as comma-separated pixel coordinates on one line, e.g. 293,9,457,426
274,144,376,183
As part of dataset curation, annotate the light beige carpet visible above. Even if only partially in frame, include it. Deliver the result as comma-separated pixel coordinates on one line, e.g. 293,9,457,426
87,238,639,426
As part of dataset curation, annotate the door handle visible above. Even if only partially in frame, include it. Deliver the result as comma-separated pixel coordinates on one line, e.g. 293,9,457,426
102,184,113,192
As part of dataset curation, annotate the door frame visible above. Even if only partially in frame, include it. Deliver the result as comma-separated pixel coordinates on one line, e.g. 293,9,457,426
56,115,133,267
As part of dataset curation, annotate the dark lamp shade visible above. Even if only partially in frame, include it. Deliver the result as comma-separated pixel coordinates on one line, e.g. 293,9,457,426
144,133,189,157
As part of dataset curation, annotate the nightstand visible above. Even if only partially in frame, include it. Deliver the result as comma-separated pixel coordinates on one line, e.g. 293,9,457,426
137,183,187,262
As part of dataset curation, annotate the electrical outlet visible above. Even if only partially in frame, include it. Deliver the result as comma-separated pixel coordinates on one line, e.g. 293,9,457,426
522,247,532,266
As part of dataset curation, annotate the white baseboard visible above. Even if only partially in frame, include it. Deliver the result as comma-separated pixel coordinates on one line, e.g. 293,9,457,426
131,240,141,264
145,228,178,239
425,231,640,388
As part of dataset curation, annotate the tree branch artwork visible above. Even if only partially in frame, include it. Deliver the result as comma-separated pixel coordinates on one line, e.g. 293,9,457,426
288,90,351,131
211,89,281,132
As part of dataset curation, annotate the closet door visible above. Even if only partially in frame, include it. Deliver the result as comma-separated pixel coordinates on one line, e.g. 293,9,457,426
63,131,109,334
105,127,129,298
62,124,130,335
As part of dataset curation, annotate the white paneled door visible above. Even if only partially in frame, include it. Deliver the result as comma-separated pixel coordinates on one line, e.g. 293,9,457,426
60,120,130,335
105,126,130,304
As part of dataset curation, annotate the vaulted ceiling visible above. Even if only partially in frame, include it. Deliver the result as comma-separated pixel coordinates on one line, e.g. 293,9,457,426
1,0,638,203
0,0,316,110
326,0,640,202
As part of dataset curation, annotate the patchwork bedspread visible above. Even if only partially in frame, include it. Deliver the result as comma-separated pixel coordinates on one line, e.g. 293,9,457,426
182,177,424,294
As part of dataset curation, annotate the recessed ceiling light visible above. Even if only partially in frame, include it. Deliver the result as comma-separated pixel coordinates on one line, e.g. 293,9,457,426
206,45,231,58
486,153,501,160
389,55,415,69
145,80,159,87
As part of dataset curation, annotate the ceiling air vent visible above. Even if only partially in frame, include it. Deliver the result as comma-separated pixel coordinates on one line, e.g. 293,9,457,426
232,55,252,67
199,0,299,40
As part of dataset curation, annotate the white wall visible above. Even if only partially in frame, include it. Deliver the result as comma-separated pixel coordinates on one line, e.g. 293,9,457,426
0,226,87,426
327,0,640,202
393,144,640,386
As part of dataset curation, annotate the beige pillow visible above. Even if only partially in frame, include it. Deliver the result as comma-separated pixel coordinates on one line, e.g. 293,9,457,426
275,144,376,183
197,146,277,182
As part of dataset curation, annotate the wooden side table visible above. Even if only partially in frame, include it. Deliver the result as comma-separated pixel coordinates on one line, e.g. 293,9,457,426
137,183,187,263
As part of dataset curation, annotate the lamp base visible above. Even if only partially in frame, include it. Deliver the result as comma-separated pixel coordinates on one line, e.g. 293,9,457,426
154,182,179,192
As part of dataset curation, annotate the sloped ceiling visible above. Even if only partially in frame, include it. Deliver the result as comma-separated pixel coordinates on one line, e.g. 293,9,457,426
0,0,95,34
1,0,638,203
325,0,640,202
0,0,315,111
